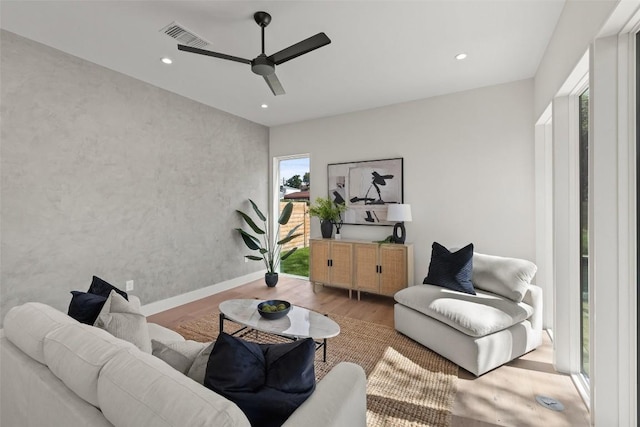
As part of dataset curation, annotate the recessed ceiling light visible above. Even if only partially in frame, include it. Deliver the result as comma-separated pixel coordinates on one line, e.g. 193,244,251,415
161,57,173,65
261,104,268,109
455,53,467,60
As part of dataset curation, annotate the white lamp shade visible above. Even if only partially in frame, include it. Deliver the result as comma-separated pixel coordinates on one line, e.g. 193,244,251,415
386,204,412,222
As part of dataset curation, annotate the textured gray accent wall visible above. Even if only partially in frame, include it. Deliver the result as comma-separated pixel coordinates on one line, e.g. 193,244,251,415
0,30,269,323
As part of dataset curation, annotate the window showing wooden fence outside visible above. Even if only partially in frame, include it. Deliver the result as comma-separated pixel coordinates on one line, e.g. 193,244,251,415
279,201,310,251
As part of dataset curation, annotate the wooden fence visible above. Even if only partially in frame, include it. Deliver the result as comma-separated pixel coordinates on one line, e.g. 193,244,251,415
279,201,310,251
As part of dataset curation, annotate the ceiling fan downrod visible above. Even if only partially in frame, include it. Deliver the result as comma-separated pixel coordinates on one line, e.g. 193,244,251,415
251,11,275,76
254,11,271,54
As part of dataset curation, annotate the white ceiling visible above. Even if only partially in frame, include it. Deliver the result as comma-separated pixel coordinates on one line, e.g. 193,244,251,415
0,1,565,127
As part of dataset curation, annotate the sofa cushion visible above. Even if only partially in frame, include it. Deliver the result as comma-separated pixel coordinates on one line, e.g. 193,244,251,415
204,332,316,427
88,275,128,300
472,252,537,302
94,291,151,353
68,291,108,324
187,341,215,384
151,339,209,374
43,323,136,407
424,242,475,294
394,285,534,338
3,302,78,365
97,349,250,427
147,322,186,343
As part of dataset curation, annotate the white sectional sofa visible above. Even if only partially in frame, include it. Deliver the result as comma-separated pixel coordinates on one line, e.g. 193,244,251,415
394,252,543,376
0,301,367,427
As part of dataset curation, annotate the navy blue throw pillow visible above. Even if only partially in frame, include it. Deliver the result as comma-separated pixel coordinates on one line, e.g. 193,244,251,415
67,291,107,324
204,332,316,427
205,332,265,392
424,242,476,295
87,276,128,300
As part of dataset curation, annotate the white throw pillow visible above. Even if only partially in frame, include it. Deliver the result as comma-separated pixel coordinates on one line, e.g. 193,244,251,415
151,339,209,374
186,341,215,384
472,252,537,302
94,290,152,353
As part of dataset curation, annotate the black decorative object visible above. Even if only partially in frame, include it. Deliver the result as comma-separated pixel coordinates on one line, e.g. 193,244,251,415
320,220,333,239
265,272,279,287
333,217,344,240
393,222,406,244
327,158,403,225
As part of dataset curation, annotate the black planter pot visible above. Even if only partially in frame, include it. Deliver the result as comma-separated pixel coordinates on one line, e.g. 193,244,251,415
320,220,334,239
265,272,279,287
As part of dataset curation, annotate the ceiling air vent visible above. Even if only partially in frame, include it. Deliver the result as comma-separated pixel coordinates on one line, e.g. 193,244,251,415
160,21,210,48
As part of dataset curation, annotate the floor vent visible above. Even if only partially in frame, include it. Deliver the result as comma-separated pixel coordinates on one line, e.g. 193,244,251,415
160,21,210,48
535,395,565,412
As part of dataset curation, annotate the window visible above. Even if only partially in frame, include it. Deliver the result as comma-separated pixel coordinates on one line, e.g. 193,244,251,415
277,156,310,277
579,87,589,380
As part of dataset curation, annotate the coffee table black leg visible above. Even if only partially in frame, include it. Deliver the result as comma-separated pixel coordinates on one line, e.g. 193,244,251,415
322,314,329,362
219,313,224,335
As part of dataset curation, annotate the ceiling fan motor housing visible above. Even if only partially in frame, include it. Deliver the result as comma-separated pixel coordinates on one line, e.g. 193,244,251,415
251,54,275,76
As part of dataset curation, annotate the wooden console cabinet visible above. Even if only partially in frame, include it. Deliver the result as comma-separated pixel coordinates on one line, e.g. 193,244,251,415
309,239,354,297
309,238,414,299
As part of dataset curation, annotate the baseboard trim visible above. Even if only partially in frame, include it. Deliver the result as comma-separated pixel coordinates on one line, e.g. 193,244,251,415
140,270,266,316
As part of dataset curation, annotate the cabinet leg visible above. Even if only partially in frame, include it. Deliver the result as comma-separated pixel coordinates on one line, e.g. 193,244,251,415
358,290,361,301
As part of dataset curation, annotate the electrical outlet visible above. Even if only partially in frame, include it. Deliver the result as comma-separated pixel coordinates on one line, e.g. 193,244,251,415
244,257,248,263
125,280,134,291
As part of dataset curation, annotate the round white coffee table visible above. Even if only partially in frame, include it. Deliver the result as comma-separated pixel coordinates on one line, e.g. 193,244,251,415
218,299,340,361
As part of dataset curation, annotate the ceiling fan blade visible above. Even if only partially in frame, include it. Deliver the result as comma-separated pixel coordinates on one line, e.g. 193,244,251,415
263,73,285,96
268,32,331,65
177,44,251,65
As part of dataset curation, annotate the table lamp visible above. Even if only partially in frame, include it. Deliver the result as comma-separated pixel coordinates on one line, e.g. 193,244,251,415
386,204,412,244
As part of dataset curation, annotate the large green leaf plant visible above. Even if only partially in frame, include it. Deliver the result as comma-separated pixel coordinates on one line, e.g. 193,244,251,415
236,199,303,274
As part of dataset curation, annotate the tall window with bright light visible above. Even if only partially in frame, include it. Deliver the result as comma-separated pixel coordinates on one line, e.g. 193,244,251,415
579,87,590,380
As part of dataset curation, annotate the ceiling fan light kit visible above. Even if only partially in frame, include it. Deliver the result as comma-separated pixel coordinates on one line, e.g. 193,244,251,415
176,11,331,96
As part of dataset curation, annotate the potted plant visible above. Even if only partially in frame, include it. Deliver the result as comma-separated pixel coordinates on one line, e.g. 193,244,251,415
236,199,302,287
308,197,347,239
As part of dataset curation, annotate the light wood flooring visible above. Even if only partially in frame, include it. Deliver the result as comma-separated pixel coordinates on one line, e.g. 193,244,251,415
147,276,590,427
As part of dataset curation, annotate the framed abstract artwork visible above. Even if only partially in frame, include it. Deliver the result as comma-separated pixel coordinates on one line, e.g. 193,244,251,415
327,157,403,225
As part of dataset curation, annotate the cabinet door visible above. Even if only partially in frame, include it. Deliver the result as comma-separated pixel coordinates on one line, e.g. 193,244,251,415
329,242,353,288
309,240,330,283
354,243,379,292
379,245,408,295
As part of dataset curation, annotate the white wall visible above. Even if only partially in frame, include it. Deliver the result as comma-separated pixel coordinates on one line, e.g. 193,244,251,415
271,79,536,283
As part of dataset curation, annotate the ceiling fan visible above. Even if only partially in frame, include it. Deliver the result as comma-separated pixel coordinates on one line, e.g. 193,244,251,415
177,11,331,96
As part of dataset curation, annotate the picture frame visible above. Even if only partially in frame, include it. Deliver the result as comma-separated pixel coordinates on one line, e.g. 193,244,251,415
327,157,403,225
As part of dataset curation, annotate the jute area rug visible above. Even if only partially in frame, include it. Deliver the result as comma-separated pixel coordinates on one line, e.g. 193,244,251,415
174,310,458,427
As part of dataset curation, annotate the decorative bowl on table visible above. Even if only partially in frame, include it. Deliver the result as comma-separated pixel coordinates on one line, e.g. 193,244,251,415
257,300,291,320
